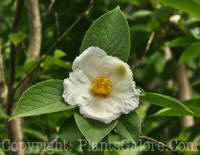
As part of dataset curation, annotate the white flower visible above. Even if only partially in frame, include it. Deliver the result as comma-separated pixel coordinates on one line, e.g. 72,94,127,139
63,47,140,124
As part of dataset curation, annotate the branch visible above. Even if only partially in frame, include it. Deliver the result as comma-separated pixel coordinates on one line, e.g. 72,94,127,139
0,39,8,104
139,135,182,155
55,12,60,39
15,0,96,91
7,0,25,115
6,1,25,155
175,62,194,128
26,0,42,62
7,118,25,155
43,0,56,18
131,32,155,69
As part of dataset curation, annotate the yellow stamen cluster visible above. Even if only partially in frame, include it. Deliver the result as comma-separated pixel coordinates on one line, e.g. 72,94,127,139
92,76,112,96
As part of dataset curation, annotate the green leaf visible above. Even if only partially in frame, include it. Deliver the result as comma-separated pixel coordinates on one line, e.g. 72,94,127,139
43,56,71,70
80,6,130,62
0,106,8,119
154,108,190,117
116,0,140,6
9,32,26,46
0,148,5,155
11,80,76,120
184,98,200,107
107,134,126,144
140,92,193,114
54,49,67,59
74,112,117,149
59,116,83,142
24,128,48,141
179,41,200,63
82,138,107,155
154,98,200,117
115,121,134,143
160,0,200,20
165,36,195,48
193,78,200,86
116,111,141,143
131,10,152,20
23,60,39,73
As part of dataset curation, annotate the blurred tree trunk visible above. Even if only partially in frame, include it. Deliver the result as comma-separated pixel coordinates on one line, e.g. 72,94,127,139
26,0,42,62
175,63,194,128
6,0,25,155
20,0,42,91
0,39,8,104
18,1,42,155
6,0,42,155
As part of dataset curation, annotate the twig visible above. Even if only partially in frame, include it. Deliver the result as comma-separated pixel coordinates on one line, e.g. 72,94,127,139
14,0,96,91
43,0,55,18
131,32,155,69
55,12,60,38
123,4,134,20
0,39,8,104
7,0,25,115
139,135,181,155
56,0,95,42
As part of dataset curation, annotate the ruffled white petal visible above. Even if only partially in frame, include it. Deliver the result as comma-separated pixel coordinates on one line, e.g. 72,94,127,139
62,69,91,106
63,46,140,124
111,81,141,114
79,97,120,124
72,47,108,79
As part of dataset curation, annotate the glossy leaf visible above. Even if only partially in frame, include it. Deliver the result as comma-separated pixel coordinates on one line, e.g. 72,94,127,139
74,112,117,149
24,128,48,141
160,0,200,20
11,80,76,120
0,106,7,119
116,111,140,143
165,36,195,48
54,49,67,59
81,7,130,62
9,32,26,46
131,10,152,20
193,78,200,86
117,0,140,6
43,56,71,70
0,148,5,155
179,41,200,63
59,116,83,142
154,98,200,117
23,60,39,73
140,92,193,114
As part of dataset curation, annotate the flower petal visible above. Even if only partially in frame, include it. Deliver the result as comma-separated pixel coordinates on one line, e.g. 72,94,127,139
72,46,108,79
73,46,133,86
111,81,141,114
62,69,91,106
105,57,133,90
79,97,120,124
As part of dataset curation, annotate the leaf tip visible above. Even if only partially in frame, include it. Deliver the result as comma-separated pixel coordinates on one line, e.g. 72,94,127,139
9,113,19,121
8,117,14,121
115,6,120,10
178,58,184,64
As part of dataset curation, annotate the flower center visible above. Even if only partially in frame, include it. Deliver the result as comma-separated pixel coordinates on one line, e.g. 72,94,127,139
92,75,112,96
